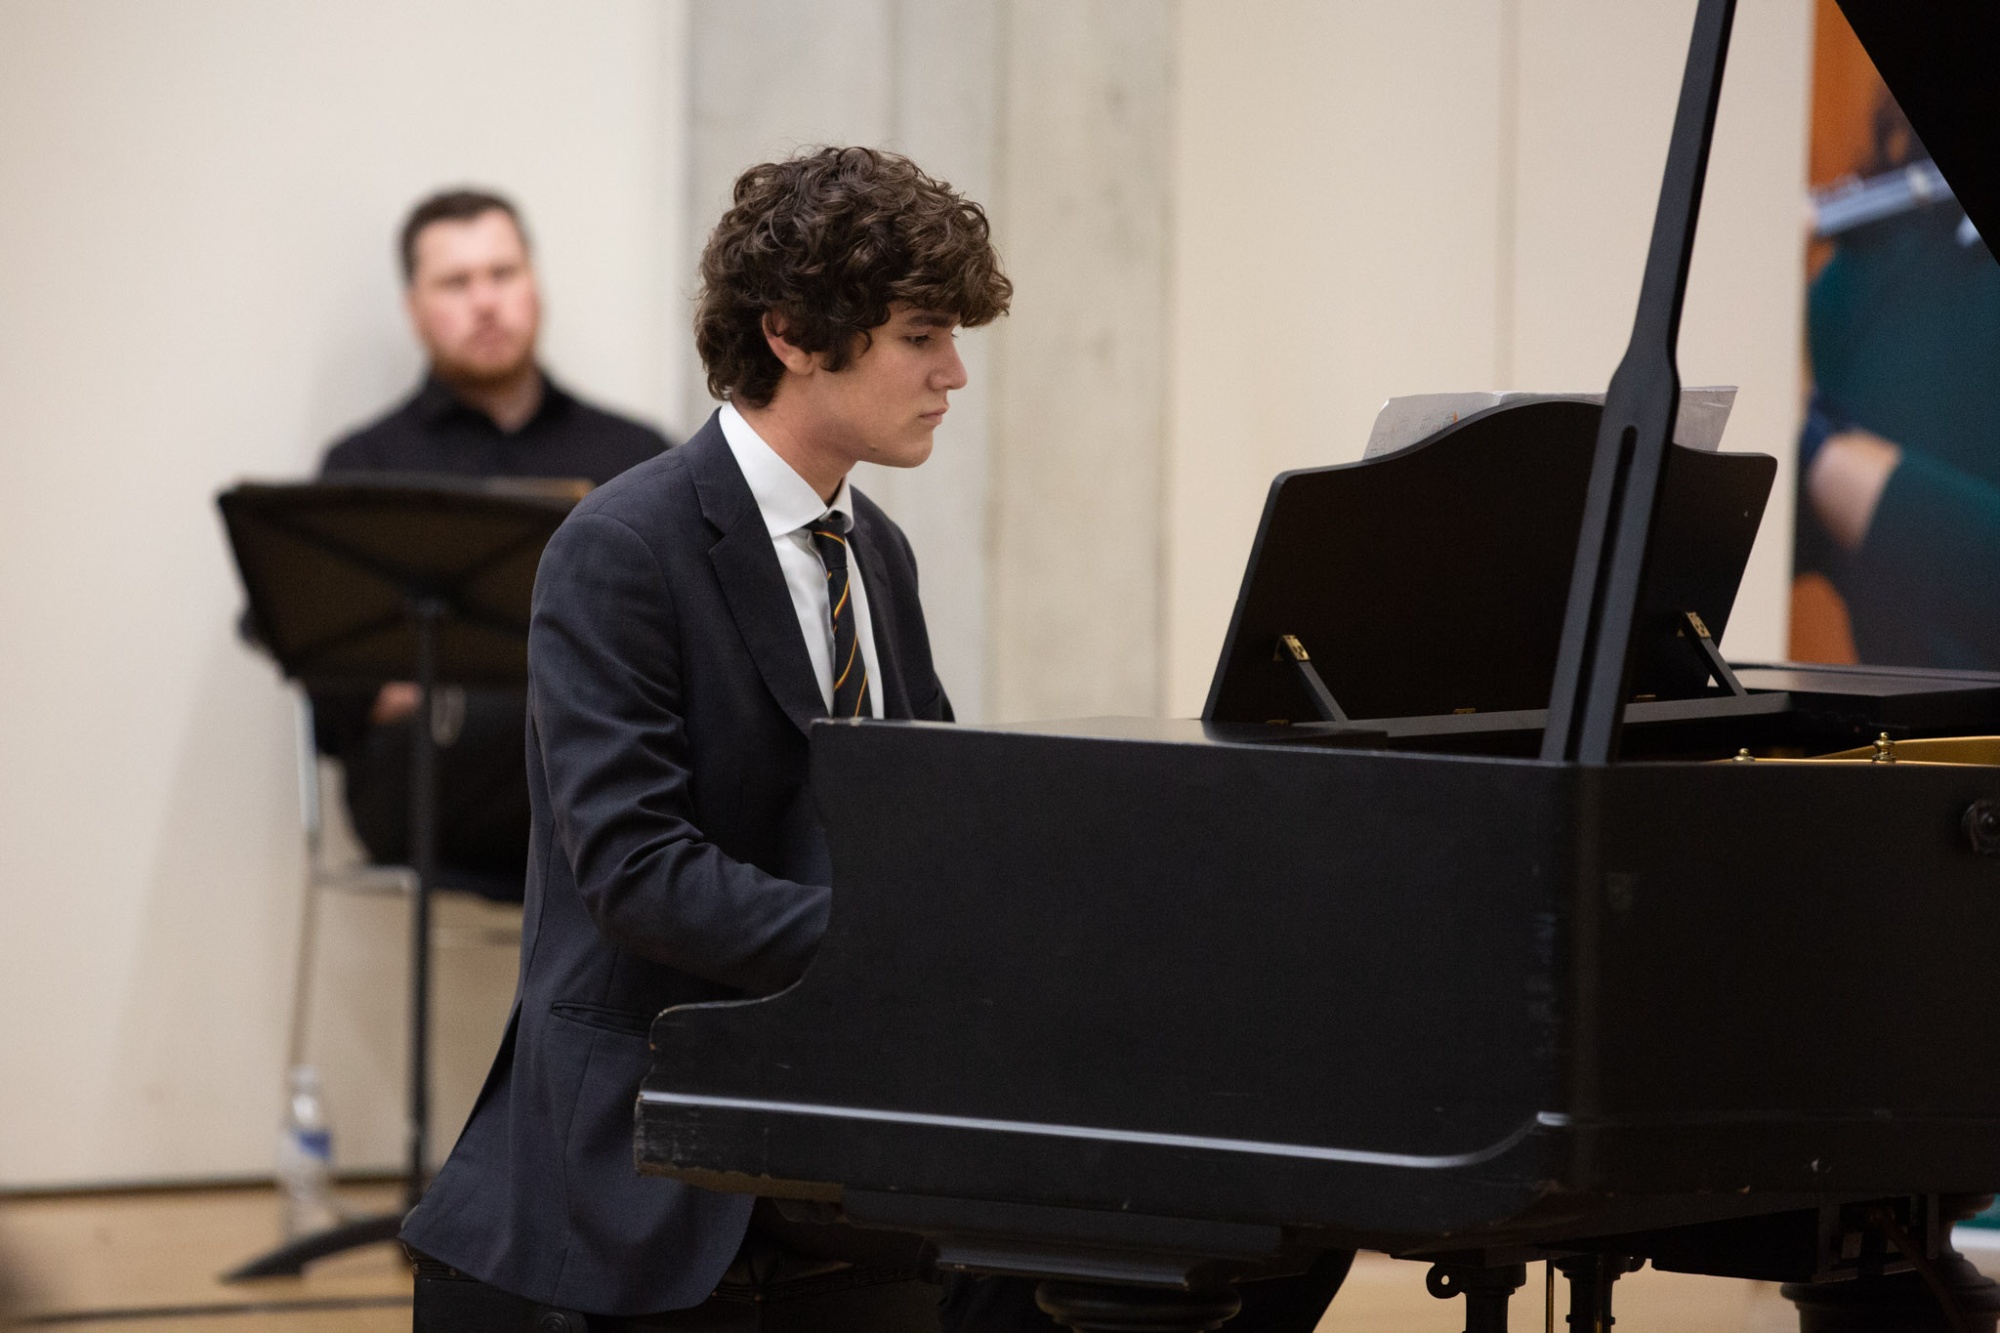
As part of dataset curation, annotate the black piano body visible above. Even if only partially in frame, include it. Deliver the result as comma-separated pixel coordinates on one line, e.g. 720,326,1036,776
639,400,2000,1268
637,1,2000,1326
641,694,2000,1261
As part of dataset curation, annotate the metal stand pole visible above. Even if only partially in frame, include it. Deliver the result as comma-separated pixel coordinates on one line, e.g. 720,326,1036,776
225,598,448,1280
404,597,444,1208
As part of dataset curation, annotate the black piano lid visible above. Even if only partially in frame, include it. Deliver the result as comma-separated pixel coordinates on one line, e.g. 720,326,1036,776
1838,1,2000,256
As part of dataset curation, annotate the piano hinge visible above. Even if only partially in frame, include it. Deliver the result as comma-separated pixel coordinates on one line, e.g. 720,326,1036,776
1276,634,1351,724
1680,610,1748,697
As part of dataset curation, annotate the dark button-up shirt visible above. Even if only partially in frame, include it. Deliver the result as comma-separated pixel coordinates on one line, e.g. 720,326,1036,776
321,371,668,483
1806,211,2000,669
311,371,672,892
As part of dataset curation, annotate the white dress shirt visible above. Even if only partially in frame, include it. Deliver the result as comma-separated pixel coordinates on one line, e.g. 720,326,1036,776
718,401,885,718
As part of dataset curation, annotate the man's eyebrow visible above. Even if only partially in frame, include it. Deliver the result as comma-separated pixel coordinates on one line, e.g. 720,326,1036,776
906,311,957,328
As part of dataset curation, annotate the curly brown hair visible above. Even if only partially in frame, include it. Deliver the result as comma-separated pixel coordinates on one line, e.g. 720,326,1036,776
695,146,1012,408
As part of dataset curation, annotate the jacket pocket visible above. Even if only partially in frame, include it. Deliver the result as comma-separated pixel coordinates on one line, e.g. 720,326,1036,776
548,1000,654,1038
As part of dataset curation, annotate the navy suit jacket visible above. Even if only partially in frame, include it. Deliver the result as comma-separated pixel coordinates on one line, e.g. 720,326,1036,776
400,411,950,1314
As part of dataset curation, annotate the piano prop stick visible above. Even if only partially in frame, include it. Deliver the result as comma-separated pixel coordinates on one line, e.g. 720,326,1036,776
1538,0,1733,767
639,1,2000,1329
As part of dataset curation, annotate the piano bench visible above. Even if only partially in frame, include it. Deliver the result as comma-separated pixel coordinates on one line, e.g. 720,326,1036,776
411,1257,940,1332
701,1267,942,1331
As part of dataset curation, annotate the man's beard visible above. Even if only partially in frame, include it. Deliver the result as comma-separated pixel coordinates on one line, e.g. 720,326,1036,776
433,342,537,389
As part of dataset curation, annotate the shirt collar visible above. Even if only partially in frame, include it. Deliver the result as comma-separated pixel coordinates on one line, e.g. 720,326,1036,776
414,374,463,423
414,369,569,431
718,400,855,538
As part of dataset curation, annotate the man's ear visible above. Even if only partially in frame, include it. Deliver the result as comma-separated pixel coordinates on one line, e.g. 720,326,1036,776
761,313,819,377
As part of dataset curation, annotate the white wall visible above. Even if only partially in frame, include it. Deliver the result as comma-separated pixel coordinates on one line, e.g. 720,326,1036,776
987,0,1174,721
682,0,1176,725
1509,0,1811,666
686,0,1003,720
1166,0,1811,715
0,0,688,1187
0,0,1814,1188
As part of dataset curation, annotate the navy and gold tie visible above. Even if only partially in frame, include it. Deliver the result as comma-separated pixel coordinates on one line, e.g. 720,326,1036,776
806,517,872,718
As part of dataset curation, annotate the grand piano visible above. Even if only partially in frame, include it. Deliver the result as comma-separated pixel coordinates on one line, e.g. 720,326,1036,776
639,3,2000,1329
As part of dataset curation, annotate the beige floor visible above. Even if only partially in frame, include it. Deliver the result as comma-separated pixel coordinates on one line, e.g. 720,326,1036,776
0,1183,1928,1331
0,1184,410,1331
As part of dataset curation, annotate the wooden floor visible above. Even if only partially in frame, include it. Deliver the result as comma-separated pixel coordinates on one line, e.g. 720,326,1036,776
7,1184,1991,1330
0,1184,411,1331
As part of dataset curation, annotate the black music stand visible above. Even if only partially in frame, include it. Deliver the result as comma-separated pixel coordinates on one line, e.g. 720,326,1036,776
1203,399,1775,727
216,474,584,1279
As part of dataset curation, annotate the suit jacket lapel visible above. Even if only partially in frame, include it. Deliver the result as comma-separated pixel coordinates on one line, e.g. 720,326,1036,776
850,509,914,720
685,416,825,736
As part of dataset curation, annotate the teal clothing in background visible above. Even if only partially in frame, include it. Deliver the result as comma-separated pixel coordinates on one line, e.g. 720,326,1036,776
1805,207,2000,669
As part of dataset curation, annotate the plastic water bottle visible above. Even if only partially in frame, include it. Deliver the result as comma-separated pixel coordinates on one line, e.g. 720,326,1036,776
277,1065,340,1237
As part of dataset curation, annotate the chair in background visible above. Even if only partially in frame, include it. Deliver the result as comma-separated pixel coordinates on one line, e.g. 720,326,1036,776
286,692,522,1080
229,693,522,1280
286,692,421,1081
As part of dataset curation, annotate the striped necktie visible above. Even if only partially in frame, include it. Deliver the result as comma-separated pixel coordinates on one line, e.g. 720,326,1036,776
806,516,872,718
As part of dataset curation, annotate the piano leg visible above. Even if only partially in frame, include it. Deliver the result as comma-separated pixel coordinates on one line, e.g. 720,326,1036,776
1557,1253,1638,1333
1782,1197,2000,1333
1032,1280,1241,1332
1426,1261,1529,1333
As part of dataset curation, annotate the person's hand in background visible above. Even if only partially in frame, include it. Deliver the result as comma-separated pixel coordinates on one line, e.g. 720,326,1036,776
1808,428,1903,550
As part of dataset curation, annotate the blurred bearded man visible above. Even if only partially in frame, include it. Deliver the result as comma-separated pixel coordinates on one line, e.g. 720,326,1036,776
311,189,669,901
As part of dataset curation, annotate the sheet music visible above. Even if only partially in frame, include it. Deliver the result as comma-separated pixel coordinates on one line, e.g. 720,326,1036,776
1362,386,1737,459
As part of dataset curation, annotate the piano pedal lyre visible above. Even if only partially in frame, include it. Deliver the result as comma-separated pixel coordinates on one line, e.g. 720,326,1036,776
1556,1254,1641,1333
1425,1260,1528,1333
1784,1195,2000,1333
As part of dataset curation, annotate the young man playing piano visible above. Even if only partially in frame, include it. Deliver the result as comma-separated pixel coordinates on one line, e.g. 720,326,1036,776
398,144,1005,1325
400,145,1350,1331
